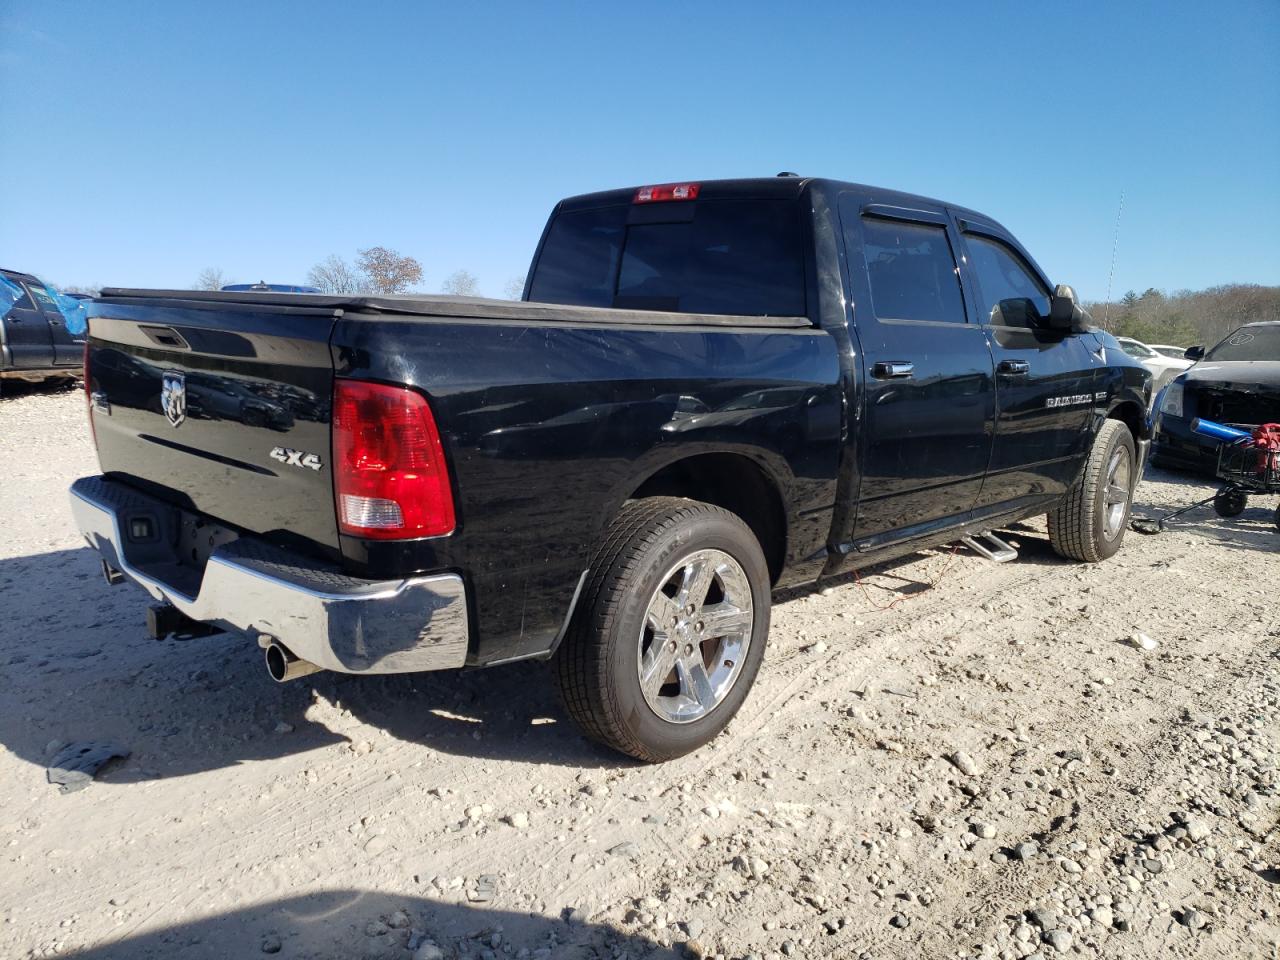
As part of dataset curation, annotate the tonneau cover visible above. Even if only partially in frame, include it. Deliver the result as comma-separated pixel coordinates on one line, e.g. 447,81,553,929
95,289,812,329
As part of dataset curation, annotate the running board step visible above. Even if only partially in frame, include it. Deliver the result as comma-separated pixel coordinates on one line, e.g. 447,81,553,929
960,531,1018,563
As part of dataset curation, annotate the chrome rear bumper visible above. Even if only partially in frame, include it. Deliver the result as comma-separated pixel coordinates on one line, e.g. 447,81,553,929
69,476,470,674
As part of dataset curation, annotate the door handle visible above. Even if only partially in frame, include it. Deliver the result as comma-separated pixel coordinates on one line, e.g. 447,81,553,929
872,361,915,380
997,359,1030,376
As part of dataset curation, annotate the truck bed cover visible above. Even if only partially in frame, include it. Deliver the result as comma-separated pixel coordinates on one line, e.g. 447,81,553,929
95,289,812,329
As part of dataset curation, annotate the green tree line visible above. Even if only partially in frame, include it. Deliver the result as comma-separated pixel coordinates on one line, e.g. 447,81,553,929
1085,283,1280,349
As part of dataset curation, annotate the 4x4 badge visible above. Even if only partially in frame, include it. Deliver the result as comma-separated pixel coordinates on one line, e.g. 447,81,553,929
160,372,186,427
270,446,323,471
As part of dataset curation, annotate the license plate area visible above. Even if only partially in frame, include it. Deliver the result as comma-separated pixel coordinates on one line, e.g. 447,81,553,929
175,511,240,572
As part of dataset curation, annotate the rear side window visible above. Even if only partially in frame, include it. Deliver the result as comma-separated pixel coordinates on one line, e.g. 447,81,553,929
528,200,806,317
859,218,966,323
964,234,1050,328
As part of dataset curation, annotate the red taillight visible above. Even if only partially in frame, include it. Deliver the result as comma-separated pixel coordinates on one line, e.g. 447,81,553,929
633,182,700,204
332,380,455,540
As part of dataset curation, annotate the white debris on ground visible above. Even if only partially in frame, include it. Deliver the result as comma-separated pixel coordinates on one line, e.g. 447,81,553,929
1,386,1277,960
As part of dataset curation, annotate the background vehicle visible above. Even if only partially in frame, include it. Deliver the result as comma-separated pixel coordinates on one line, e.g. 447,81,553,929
1150,343,1193,362
72,176,1150,762
1115,335,1192,393
1152,321,1280,473
0,268,86,384
221,282,322,293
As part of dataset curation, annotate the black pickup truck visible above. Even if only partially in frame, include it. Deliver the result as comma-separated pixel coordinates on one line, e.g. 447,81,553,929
71,176,1151,761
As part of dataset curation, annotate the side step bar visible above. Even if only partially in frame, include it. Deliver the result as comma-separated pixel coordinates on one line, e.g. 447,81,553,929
960,531,1018,563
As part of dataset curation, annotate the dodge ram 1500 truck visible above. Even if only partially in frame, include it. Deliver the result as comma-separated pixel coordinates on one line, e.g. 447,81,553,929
71,176,1151,761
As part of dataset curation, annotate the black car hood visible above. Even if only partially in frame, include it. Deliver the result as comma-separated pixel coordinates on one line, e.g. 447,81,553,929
1180,360,1280,395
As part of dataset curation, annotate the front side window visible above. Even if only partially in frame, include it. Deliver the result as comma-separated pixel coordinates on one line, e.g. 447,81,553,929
528,200,806,317
859,218,966,323
965,234,1050,328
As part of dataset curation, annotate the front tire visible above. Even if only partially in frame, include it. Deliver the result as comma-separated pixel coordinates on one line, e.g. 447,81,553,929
554,497,771,763
1048,419,1136,562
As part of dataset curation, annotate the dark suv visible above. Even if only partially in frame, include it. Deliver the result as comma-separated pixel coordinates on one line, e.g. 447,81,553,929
1,268,86,384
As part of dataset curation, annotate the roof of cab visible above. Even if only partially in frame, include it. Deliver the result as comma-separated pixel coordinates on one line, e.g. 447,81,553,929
555,176,998,225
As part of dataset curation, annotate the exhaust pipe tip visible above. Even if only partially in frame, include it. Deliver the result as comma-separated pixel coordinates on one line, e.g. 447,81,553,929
265,641,322,683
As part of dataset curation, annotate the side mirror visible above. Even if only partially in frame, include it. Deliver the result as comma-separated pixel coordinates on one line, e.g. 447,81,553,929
1048,284,1086,333
991,297,1042,328
1184,345,1205,361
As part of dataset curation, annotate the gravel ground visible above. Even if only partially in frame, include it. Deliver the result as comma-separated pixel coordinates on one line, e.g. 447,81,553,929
1,386,1276,960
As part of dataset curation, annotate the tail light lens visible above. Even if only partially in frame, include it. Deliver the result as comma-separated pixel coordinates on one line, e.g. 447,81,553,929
332,380,455,539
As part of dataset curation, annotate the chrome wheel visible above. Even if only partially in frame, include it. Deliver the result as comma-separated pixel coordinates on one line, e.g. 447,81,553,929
1102,445,1133,540
637,548,753,724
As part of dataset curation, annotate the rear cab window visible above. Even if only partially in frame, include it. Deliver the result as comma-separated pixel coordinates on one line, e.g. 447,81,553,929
528,199,806,317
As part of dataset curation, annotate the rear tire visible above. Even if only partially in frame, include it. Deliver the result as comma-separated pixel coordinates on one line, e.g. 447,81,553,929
553,497,770,763
1048,419,1136,562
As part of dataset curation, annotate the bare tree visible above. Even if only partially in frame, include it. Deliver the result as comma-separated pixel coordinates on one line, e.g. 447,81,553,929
307,255,367,295
502,275,526,300
195,267,225,291
441,270,480,297
357,247,423,294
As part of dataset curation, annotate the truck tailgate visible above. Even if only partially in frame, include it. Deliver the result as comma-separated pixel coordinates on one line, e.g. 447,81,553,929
86,301,340,554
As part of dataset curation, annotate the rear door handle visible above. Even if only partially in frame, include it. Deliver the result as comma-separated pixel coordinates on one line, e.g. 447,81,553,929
872,361,915,380
997,359,1030,376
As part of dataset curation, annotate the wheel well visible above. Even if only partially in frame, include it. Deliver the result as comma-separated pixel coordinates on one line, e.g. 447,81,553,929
629,454,787,584
1108,401,1146,444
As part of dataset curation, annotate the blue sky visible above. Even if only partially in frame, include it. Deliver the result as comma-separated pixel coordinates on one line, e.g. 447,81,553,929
1,0,1277,300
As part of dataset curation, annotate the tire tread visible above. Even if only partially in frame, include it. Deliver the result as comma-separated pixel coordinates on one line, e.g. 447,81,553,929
1047,419,1131,562
554,497,752,763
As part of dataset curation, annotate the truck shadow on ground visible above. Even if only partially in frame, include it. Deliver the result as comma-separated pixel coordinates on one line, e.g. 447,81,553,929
0,501,1200,788
58,889,679,959
0,544,626,782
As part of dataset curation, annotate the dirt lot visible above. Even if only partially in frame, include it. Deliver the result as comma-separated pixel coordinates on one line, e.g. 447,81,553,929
1,385,1276,960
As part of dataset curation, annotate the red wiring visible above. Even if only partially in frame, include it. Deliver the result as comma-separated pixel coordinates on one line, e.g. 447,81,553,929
852,543,963,612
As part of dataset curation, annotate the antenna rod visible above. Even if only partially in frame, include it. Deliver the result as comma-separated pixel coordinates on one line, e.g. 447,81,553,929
1102,189,1125,328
